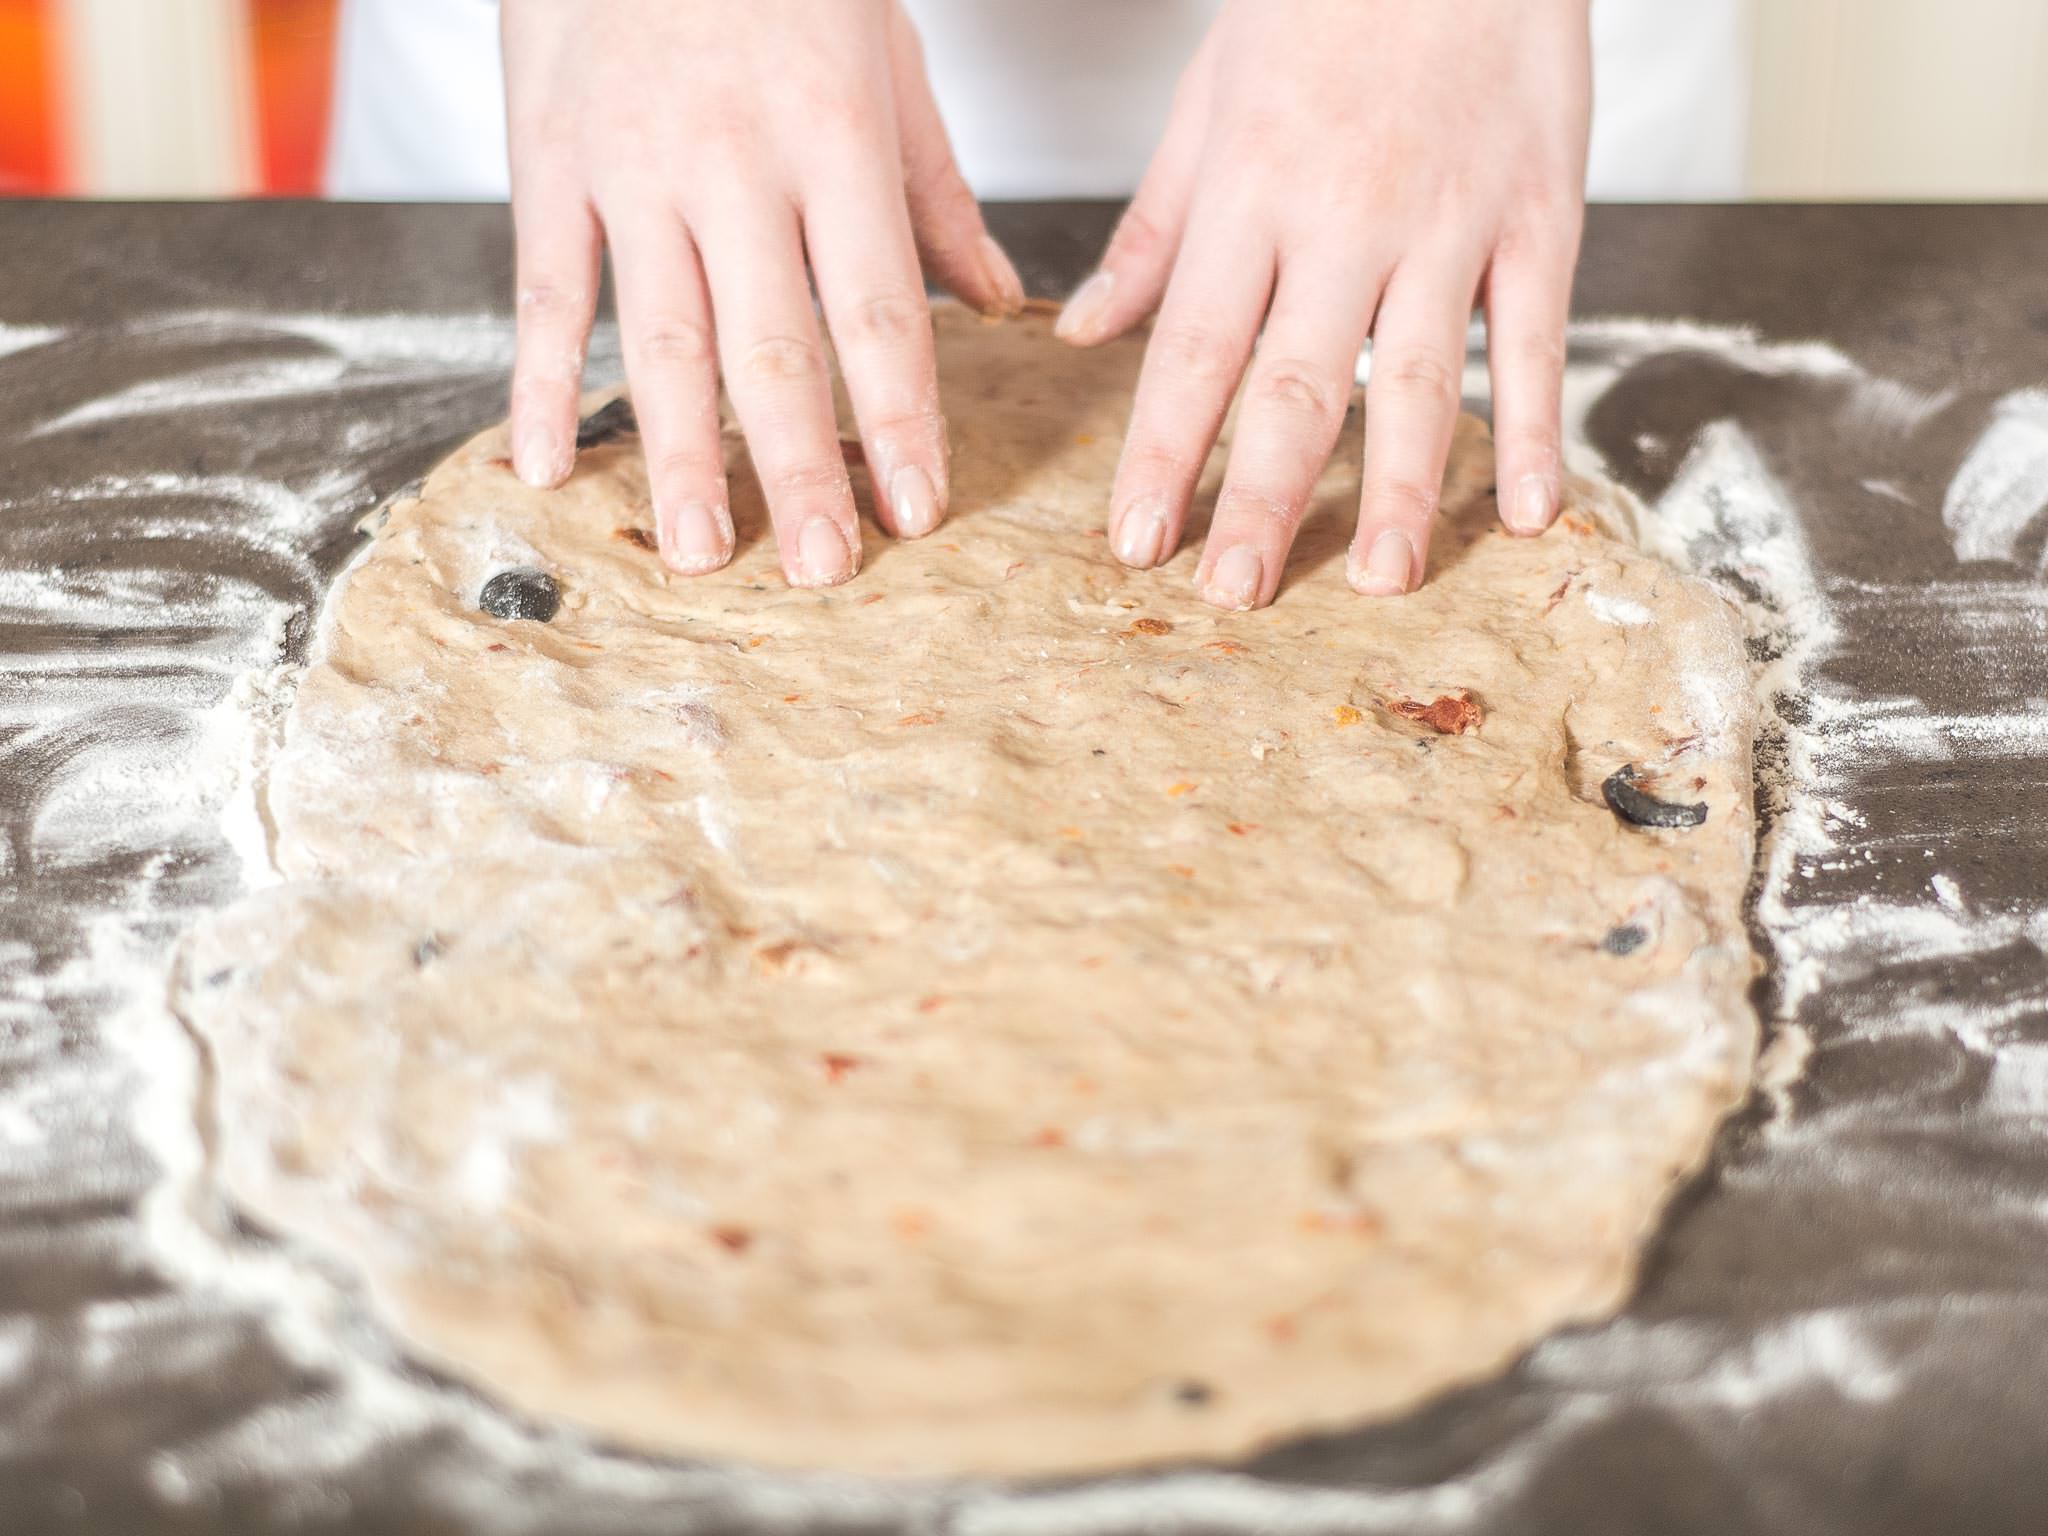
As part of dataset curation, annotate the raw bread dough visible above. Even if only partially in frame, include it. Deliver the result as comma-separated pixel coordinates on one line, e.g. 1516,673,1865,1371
175,305,1759,1477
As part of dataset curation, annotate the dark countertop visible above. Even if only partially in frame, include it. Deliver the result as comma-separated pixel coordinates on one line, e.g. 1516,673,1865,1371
2,200,2046,1535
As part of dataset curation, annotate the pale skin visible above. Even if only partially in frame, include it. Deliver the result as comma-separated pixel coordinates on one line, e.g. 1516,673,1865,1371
503,0,1592,606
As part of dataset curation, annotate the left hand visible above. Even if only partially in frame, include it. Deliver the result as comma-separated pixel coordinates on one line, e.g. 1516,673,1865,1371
1056,0,1592,609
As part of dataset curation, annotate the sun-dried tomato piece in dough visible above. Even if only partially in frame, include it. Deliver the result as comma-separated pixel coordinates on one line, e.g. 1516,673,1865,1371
1387,689,1482,735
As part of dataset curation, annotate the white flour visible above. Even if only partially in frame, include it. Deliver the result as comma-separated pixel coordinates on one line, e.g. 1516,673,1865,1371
33,314,522,438
1,306,2040,1529
1945,389,2048,570
0,322,63,359
1583,587,1653,627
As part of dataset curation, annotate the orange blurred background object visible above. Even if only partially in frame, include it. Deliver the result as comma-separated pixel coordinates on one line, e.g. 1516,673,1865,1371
0,0,64,193
0,0,339,195
248,0,338,194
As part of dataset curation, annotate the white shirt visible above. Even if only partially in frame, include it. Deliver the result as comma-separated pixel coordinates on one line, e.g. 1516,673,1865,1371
327,0,1750,201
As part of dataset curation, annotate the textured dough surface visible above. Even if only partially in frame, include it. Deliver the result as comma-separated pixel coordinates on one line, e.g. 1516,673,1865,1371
175,306,1759,1476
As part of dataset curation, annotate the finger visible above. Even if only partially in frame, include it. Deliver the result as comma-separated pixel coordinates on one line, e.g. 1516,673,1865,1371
1484,218,1580,536
1193,254,1384,610
1348,248,1487,597
694,197,861,588
1054,30,1216,347
607,207,731,574
508,175,601,489
888,3,1023,316
502,2,598,490
1105,200,1275,571
804,145,949,542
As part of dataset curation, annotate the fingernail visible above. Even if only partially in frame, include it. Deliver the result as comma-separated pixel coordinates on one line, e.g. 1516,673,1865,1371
1055,271,1115,343
1507,473,1557,535
1111,496,1168,567
659,500,734,575
1201,544,1265,611
514,424,568,488
977,234,1025,318
891,464,941,539
792,515,855,587
1351,530,1416,596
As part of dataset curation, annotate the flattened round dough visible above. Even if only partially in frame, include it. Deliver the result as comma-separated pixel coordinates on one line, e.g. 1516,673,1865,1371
176,306,1758,1476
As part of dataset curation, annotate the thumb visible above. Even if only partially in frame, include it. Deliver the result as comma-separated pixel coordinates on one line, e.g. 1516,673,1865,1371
1053,30,1215,347
889,3,1025,317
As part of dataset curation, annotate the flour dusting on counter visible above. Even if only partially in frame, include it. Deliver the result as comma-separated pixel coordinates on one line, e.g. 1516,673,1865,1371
1944,389,2048,569
0,322,63,358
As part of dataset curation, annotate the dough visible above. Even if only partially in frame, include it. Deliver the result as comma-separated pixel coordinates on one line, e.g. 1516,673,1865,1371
175,306,1758,1477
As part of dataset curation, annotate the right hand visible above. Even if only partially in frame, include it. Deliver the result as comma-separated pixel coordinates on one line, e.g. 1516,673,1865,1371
501,0,1024,586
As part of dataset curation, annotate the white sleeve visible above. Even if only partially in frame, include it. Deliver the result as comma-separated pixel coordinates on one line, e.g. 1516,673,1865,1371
1588,0,1751,199
325,0,510,201
902,0,1221,200
322,0,1750,204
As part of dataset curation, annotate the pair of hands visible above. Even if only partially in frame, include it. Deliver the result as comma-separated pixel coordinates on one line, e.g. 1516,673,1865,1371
503,0,1590,607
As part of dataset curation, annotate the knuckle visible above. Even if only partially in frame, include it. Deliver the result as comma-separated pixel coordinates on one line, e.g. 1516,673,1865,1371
650,445,723,485
1250,359,1342,425
1493,248,1578,307
1502,328,1567,378
1151,321,1243,387
908,210,979,281
516,280,591,326
1498,192,1582,257
635,316,716,368
689,114,753,166
740,333,828,387
1491,221,1542,266
1499,422,1561,467
869,404,947,446
906,142,973,208
510,369,575,412
590,169,660,219
674,84,738,135
1362,474,1440,528
671,93,765,167
1215,483,1303,534
765,458,851,502
1311,153,1406,227
1120,440,1202,488
1226,110,1294,162
840,290,928,350
514,342,585,390
1375,348,1461,407
807,85,869,137
1106,205,1169,266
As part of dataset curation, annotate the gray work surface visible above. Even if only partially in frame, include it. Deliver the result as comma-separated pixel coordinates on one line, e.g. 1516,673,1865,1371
2,201,2046,1534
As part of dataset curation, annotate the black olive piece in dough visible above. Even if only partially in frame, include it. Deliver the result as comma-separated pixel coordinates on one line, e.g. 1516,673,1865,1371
1602,923,1648,956
575,397,639,448
1601,764,1707,830
479,568,562,623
